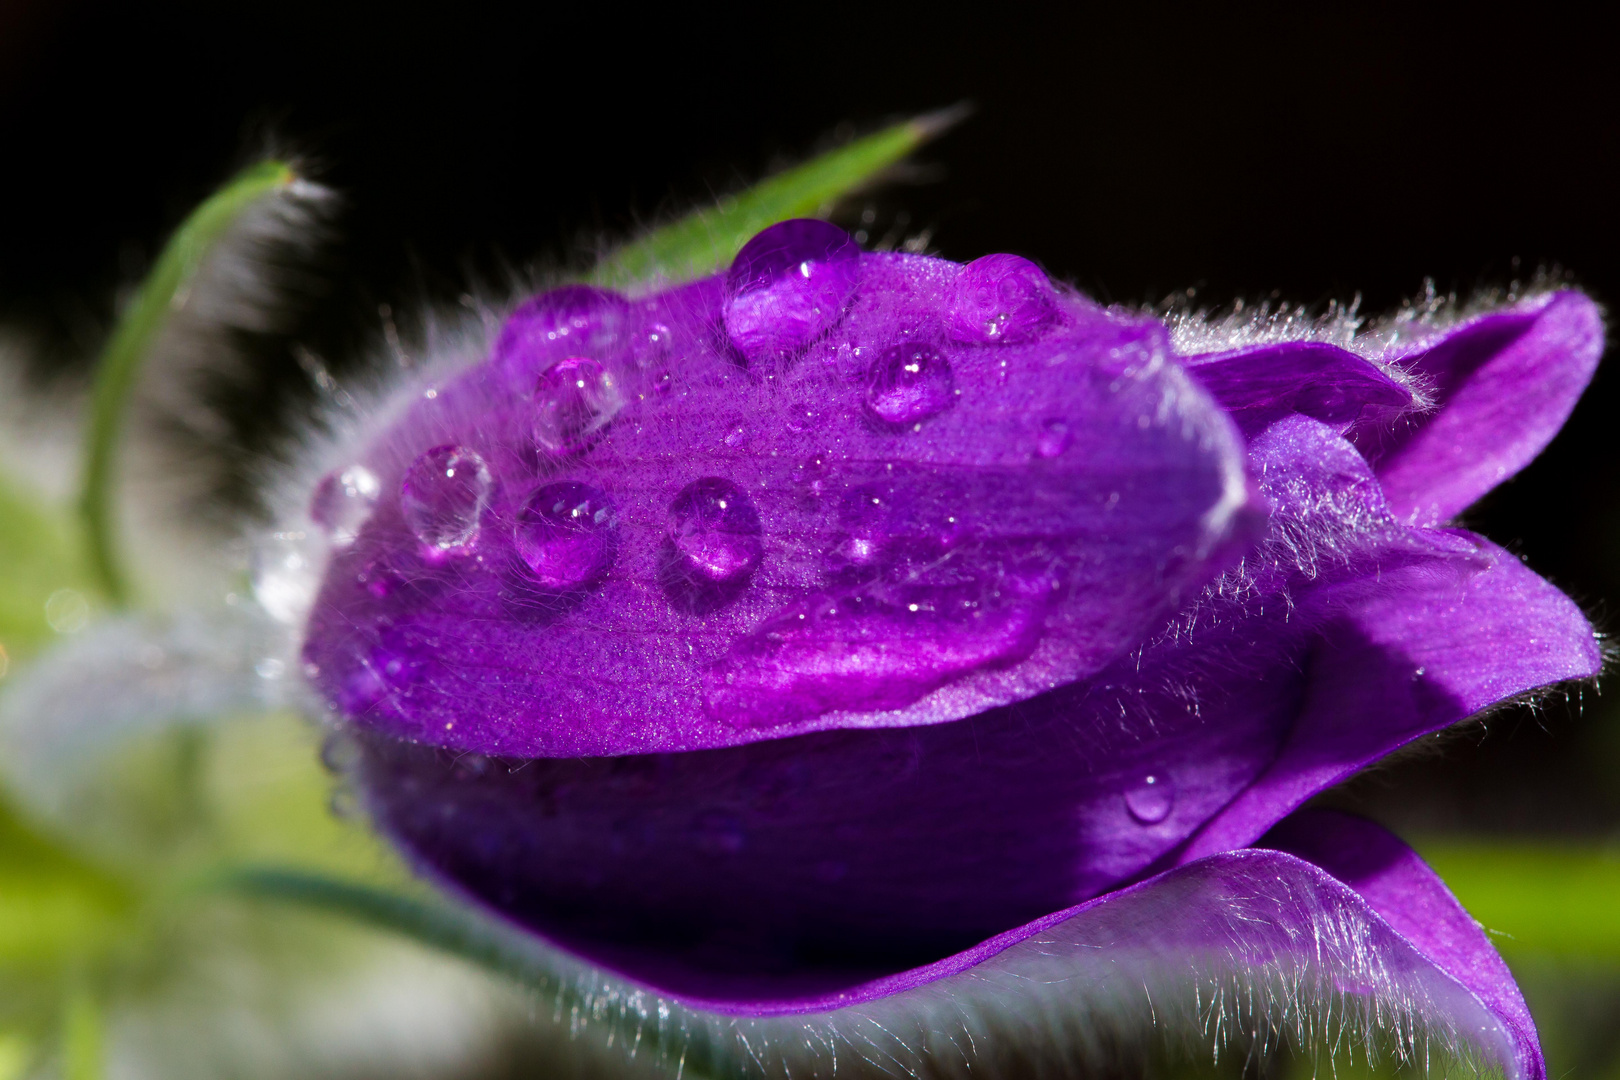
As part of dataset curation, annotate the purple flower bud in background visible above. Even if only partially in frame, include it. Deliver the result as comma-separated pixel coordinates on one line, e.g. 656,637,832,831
287,220,1603,1079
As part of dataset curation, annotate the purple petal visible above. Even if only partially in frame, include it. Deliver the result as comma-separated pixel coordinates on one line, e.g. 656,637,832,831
1353,290,1603,524
302,252,1258,757
354,628,1304,1002
1177,528,1599,862
1185,341,1416,434
1264,810,1542,1080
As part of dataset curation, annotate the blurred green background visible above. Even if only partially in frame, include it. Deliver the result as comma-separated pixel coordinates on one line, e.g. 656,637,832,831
1,2,1617,1077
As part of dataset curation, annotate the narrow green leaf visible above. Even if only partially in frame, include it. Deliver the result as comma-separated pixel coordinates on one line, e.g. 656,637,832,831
1419,840,1620,960
60,987,102,1080
77,160,297,605
589,108,965,290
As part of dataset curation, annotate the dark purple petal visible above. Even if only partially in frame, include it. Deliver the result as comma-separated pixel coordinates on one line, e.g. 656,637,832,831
1184,341,1416,435
1264,810,1543,1080
1353,290,1603,524
1176,529,1599,863
355,629,1302,1001
302,252,1258,757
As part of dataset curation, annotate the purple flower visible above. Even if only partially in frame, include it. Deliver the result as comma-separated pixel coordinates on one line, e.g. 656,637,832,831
292,220,1603,1077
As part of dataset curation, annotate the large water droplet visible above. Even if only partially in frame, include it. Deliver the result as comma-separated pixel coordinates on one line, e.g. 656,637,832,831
532,357,624,454
723,219,860,366
492,285,630,379
515,481,618,590
400,445,492,558
662,477,764,613
310,464,381,546
864,343,955,427
669,478,763,583
253,530,324,623
1124,773,1175,824
947,254,1056,345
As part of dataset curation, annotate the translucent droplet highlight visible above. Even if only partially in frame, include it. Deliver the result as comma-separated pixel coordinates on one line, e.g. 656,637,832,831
1124,773,1175,824
252,531,323,624
400,445,492,557
532,357,624,454
947,253,1056,345
310,464,381,546
723,219,860,367
864,343,955,428
515,481,618,591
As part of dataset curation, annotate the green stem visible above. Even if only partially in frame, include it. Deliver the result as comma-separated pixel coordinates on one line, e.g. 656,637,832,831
77,160,295,605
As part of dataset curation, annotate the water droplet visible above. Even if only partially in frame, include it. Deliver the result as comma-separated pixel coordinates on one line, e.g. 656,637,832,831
400,445,492,557
515,481,618,590
336,642,420,714
532,357,624,454
723,219,860,366
253,531,323,623
1036,419,1073,458
43,588,90,634
668,478,763,584
662,478,764,613
1124,773,1175,824
722,425,748,448
310,464,381,546
864,343,955,427
254,657,286,680
329,787,360,819
690,809,746,855
492,285,630,379
947,254,1056,344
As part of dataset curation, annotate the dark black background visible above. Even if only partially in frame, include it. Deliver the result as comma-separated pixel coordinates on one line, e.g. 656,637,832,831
2,2,1616,833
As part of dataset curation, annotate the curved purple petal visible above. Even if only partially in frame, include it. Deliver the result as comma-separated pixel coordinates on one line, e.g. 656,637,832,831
1176,527,1599,863
353,623,1306,1003
375,836,1537,1080
1185,341,1417,435
1263,810,1542,1080
301,251,1259,757
1353,290,1603,524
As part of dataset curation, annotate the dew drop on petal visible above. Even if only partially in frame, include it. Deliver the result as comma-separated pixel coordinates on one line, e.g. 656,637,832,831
1036,419,1073,458
400,445,492,557
1124,773,1175,824
723,219,860,366
668,478,763,585
492,285,630,379
533,357,624,455
310,464,381,546
864,343,955,427
515,481,618,590
947,253,1056,345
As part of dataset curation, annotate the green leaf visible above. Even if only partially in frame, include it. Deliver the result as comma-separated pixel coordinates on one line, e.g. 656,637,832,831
1419,840,1620,960
589,108,964,290
77,160,298,606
